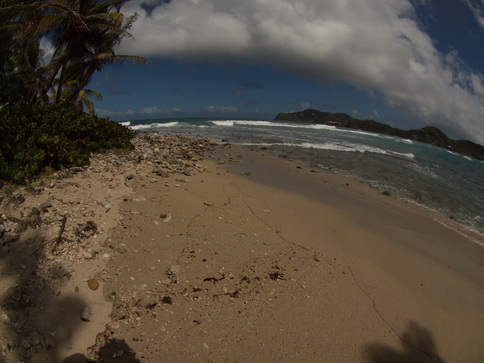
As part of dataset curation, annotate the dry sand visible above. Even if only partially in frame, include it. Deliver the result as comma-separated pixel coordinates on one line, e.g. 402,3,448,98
1,136,483,362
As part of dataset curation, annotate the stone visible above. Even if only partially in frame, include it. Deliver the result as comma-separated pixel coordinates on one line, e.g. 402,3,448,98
169,265,181,276
139,295,158,309
87,279,100,291
116,246,128,254
81,306,91,321
39,201,53,212
52,266,70,279
100,200,111,211
160,213,172,222
153,169,169,178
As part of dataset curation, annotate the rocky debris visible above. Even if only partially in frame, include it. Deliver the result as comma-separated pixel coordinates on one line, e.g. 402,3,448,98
0,133,217,362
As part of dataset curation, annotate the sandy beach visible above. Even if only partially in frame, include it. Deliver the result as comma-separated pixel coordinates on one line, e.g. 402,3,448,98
1,134,483,362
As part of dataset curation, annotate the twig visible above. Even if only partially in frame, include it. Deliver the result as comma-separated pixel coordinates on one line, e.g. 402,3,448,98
52,214,67,252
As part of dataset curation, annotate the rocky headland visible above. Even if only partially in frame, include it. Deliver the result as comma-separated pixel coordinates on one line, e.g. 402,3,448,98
275,109,484,161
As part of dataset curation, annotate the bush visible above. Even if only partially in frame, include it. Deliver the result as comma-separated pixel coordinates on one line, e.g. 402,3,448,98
0,102,135,182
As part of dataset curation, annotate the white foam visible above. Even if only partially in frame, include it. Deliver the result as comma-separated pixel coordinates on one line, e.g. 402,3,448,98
240,141,415,159
119,121,131,126
211,120,235,127
130,122,179,130
211,120,336,130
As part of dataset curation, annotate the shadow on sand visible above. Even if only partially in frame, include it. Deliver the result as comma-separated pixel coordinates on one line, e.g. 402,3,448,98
364,321,444,363
63,338,141,362
0,220,89,361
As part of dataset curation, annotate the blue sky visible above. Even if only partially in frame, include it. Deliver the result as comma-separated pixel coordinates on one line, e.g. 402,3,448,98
88,0,484,144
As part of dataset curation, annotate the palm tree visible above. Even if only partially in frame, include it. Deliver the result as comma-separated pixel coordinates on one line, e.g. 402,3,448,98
50,79,103,114
1,0,148,107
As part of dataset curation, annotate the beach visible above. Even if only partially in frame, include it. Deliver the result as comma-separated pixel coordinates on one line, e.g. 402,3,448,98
1,133,483,362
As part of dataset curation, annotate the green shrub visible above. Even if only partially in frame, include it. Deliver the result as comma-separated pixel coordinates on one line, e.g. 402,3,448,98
0,102,135,182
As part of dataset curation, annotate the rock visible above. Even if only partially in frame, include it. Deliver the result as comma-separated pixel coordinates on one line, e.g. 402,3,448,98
168,265,181,276
125,173,135,180
81,307,91,321
203,201,214,206
70,166,85,173
153,169,169,178
100,200,111,211
160,213,172,222
52,266,70,279
11,193,25,204
139,295,158,309
29,332,40,346
39,201,53,212
87,279,100,291
116,246,128,254
0,225,5,238
21,338,31,349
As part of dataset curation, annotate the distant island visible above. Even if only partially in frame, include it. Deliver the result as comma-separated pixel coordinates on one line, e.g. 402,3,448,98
274,109,484,161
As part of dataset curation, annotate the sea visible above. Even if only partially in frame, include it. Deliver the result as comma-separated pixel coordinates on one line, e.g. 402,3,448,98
121,117,484,242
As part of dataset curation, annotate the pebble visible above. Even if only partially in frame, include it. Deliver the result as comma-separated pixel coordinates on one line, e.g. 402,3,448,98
169,265,181,276
160,213,172,222
100,200,112,211
81,307,91,321
87,279,100,291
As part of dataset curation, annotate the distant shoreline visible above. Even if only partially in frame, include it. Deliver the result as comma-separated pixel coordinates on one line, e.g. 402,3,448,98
275,109,484,161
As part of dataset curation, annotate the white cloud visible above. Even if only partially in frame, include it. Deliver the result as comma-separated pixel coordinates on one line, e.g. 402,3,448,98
142,106,182,114
205,105,238,113
96,108,136,117
120,0,484,143
461,0,484,30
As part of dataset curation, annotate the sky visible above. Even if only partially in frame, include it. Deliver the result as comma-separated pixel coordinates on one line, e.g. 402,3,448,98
88,0,484,144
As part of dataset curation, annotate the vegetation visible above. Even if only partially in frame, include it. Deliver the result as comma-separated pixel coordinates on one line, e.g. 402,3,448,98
0,102,134,182
0,0,148,183
275,109,484,161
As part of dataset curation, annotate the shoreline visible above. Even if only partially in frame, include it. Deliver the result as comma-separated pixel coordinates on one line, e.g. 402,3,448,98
1,133,483,362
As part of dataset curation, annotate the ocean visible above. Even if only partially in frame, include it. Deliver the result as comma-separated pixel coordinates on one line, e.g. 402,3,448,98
122,117,484,241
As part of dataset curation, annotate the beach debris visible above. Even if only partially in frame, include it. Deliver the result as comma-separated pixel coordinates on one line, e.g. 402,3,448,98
51,214,67,251
203,274,225,284
81,306,91,321
100,199,111,211
160,213,172,222
161,296,173,305
268,272,285,280
87,279,100,291
76,220,98,239
203,201,214,206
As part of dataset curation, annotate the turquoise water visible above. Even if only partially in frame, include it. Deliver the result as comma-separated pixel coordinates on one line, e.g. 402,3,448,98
122,118,484,236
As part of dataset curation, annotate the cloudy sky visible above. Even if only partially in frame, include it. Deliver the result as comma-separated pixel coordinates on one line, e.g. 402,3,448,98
90,0,484,144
